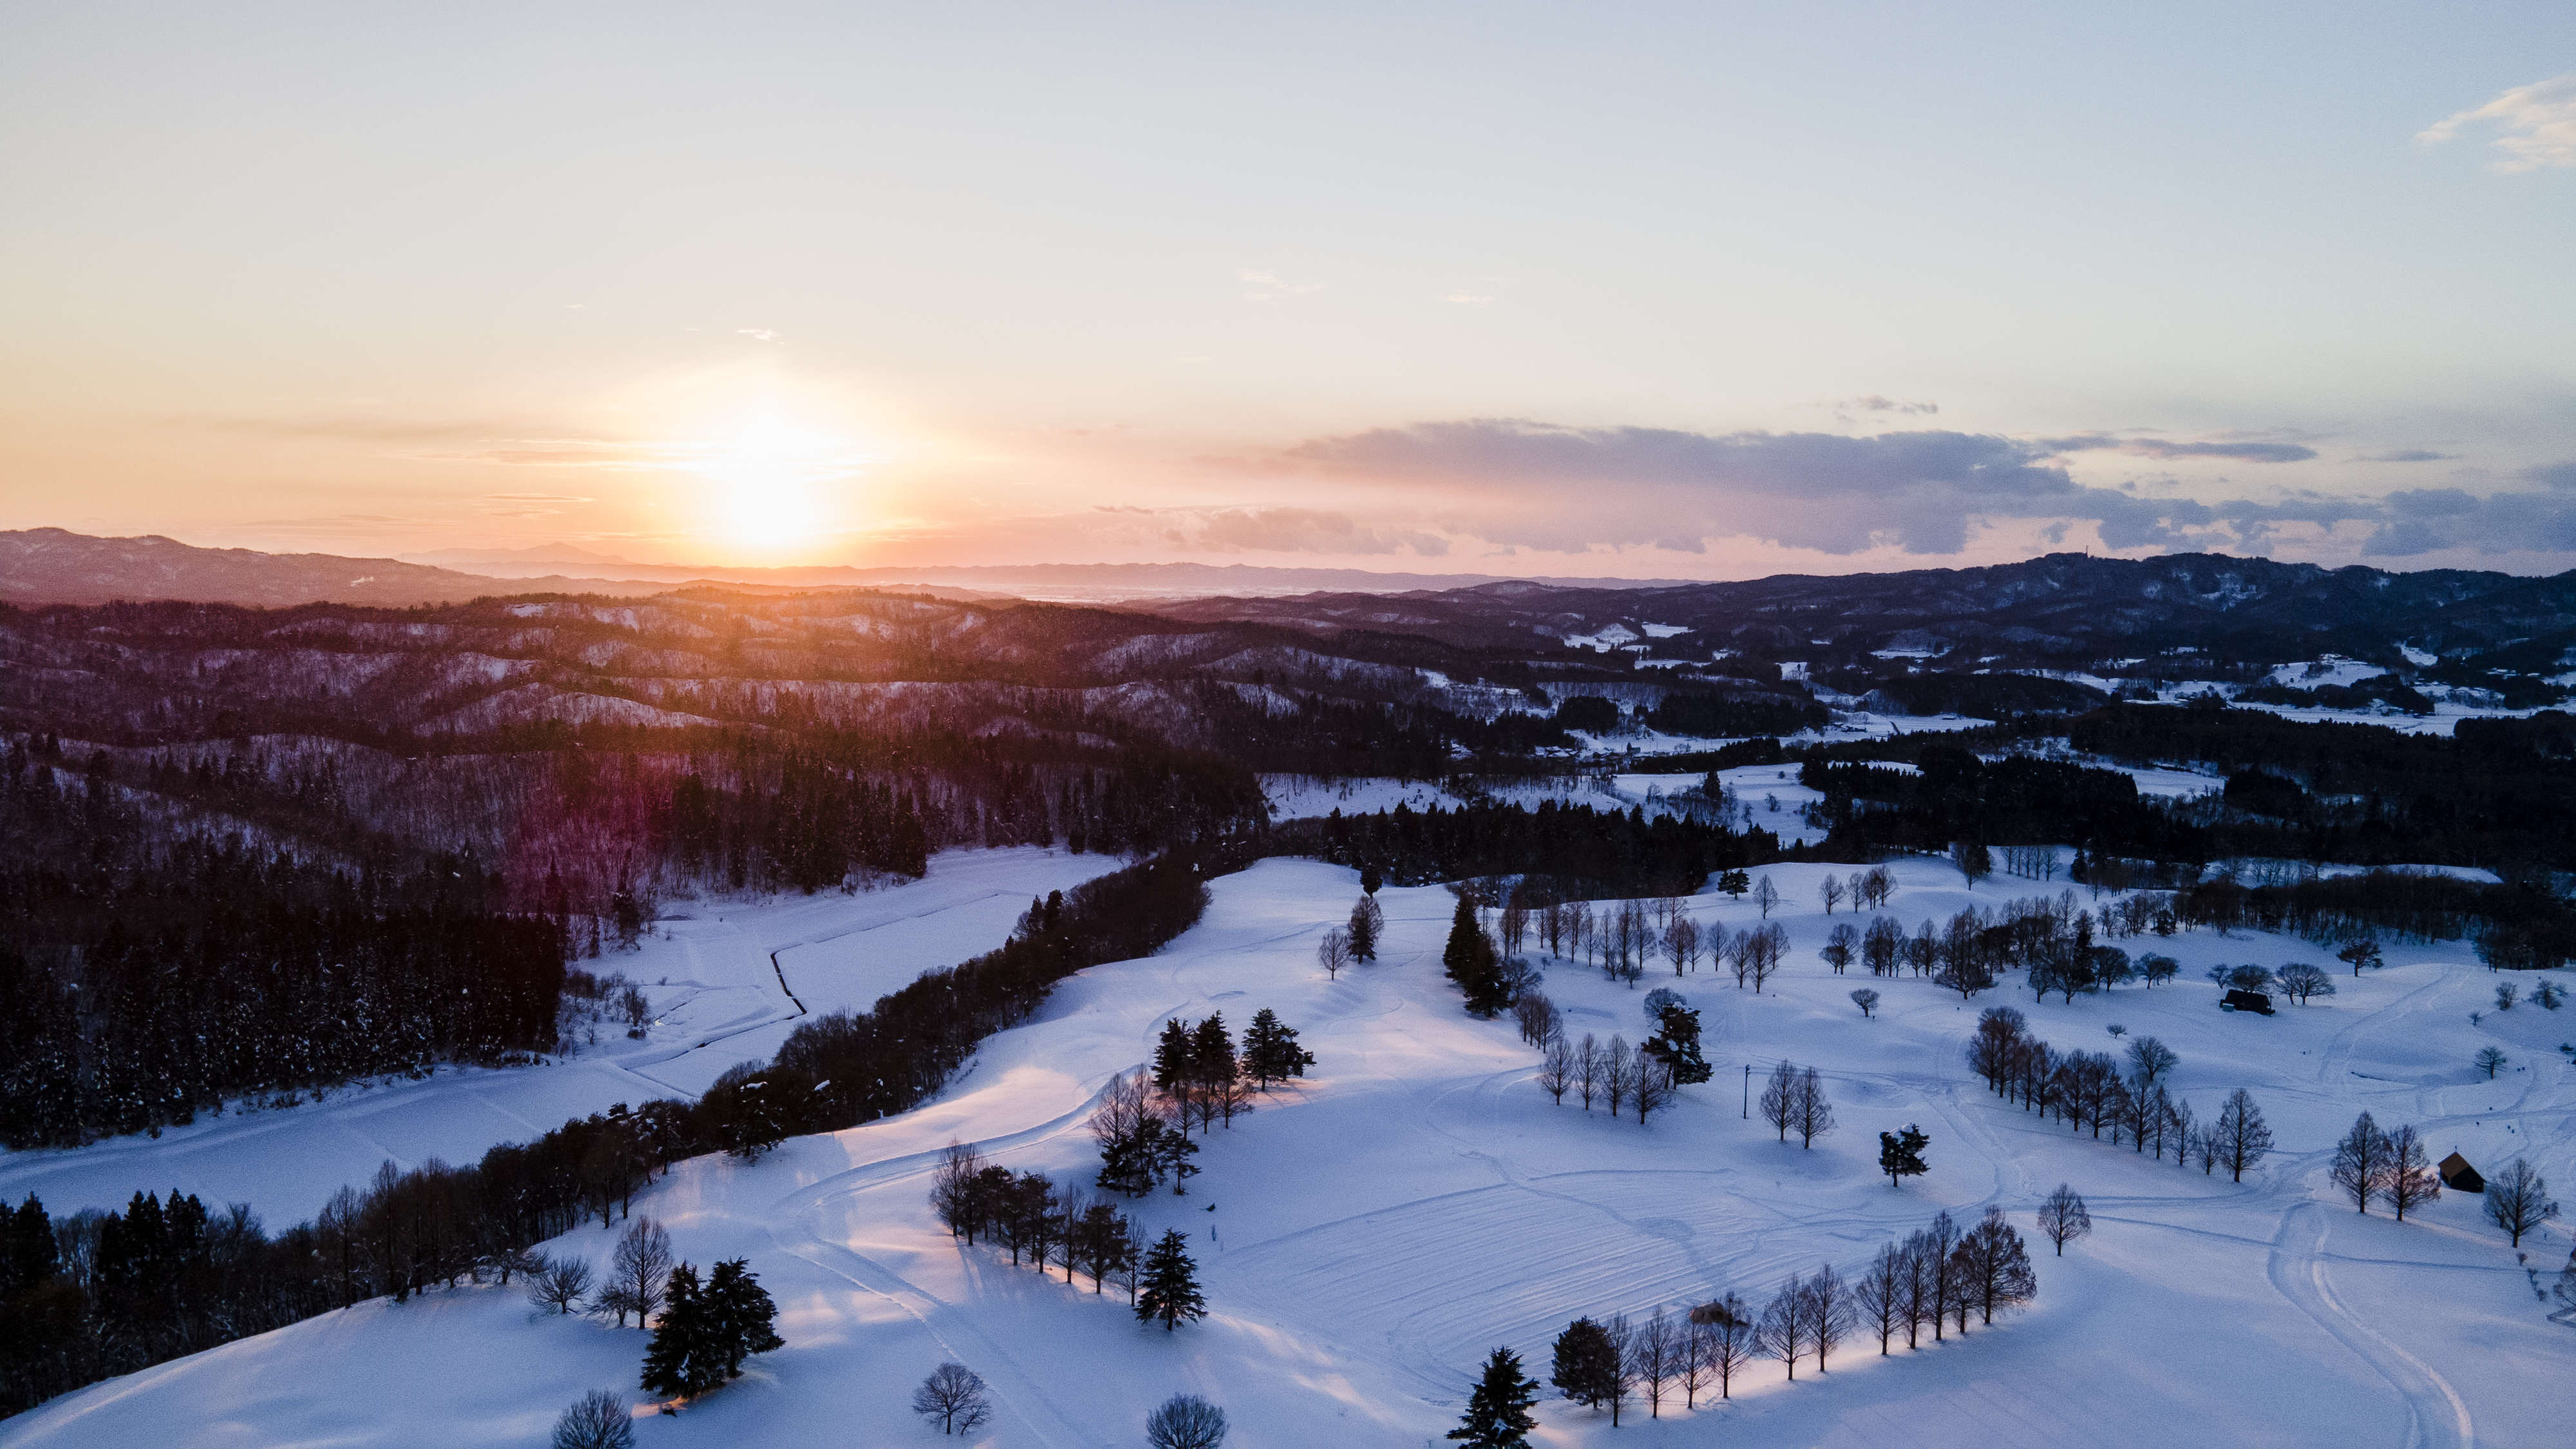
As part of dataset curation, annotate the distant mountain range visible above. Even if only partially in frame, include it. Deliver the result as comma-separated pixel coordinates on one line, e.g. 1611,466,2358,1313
0,529,1683,606
9,529,2576,670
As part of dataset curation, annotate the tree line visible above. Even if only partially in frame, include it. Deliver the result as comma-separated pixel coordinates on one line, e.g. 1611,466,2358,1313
1482,1205,2039,1438
0,741,565,1149
0,845,1242,1417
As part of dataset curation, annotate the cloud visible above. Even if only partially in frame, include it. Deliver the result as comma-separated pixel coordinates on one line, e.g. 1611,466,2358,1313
1239,269,1325,303
1444,293,1495,306
1278,418,2576,560
1184,507,1446,556
2038,433,2318,463
1844,395,1939,416
2360,449,2456,463
1287,419,2126,554
2418,73,2576,172
737,328,779,343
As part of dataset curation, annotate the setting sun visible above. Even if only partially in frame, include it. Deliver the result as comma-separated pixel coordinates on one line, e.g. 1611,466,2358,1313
693,412,864,554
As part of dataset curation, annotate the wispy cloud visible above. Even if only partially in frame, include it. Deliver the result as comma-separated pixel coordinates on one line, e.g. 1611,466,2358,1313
1844,395,1939,416
2418,73,2576,172
1239,269,1325,303
2359,449,2456,463
2038,433,2318,464
737,328,779,343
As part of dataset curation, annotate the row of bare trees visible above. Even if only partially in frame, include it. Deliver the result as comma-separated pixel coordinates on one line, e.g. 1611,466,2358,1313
1536,1032,1679,1124
929,1141,1148,1296
1546,1206,2039,1425
1757,1061,1837,1147
1964,1007,2275,1180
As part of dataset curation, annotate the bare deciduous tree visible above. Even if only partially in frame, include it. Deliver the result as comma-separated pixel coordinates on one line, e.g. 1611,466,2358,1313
1144,1393,1229,1449
1792,1066,1835,1148
2483,1159,2558,1246
1689,1292,1756,1399
1754,1279,1809,1380
2036,1183,2091,1256
609,1217,672,1327
2330,1112,2392,1213
911,1362,992,1435
1316,925,1352,980
1853,1241,1908,1354
1754,875,1781,919
1850,987,1880,1018
2383,1123,2439,1221
1634,1307,1679,1418
1799,1264,1855,1372
2213,1088,2273,1183
1604,1036,1637,1117
1574,1033,1602,1111
1538,1031,1574,1104
527,1255,592,1316
551,1389,634,1449
1758,1061,1797,1142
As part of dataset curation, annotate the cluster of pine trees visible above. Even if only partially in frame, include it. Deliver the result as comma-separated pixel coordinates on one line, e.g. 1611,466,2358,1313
1525,1207,2039,1431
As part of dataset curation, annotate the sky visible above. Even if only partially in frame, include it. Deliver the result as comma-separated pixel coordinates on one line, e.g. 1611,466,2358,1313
3,2,2573,579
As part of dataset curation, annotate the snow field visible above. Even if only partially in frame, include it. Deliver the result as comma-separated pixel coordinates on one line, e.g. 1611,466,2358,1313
0,847,1121,1224
4,857,2570,1447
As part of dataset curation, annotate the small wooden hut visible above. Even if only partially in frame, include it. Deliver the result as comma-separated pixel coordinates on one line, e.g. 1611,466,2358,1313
2438,1152,2484,1193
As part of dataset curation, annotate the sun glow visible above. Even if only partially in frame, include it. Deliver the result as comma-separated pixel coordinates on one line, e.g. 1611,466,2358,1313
694,411,866,555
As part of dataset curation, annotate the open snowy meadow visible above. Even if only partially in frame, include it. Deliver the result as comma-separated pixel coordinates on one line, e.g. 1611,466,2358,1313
4,855,2568,1448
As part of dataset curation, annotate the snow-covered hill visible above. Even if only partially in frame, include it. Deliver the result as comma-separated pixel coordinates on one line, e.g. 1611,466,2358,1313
5,858,2568,1447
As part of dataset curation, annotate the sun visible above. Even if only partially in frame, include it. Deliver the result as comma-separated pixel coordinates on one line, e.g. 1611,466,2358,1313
694,412,861,555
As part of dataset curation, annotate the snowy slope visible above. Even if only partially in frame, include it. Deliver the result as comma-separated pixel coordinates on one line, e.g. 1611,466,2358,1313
0,848,1121,1224
5,858,2569,1448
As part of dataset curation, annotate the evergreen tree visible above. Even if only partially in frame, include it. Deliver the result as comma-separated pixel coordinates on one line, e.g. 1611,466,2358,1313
1348,895,1383,963
1718,869,1750,900
1549,1316,1621,1414
1443,896,1512,1017
639,1262,712,1402
1189,1014,1237,1093
700,1258,784,1379
1135,1229,1207,1331
1640,1003,1712,1084
1448,1347,1542,1448
1241,1009,1314,1089
1878,1124,1931,1187
1151,1019,1195,1093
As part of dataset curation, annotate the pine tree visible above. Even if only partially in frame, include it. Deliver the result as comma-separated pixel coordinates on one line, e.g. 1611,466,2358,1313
1135,1229,1206,1331
1151,1019,1194,1093
1448,1347,1542,1448
1443,896,1511,1018
1242,1009,1314,1090
1188,1014,1236,1095
1641,1003,1712,1084
1878,1124,1930,1187
1348,895,1382,963
1549,1316,1621,1416
700,1258,784,1379
639,1262,710,1402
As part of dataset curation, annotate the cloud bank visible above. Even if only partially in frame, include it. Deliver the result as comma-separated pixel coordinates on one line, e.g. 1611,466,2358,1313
1278,418,2576,561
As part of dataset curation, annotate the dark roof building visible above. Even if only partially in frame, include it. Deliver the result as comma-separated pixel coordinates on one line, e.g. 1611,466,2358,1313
2438,1152,2484,1193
